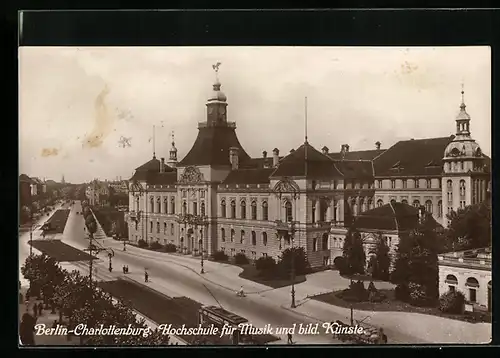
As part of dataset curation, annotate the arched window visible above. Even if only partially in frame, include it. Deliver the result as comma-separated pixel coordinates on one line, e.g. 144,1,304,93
230,229,235,242
240,201,246,219
180,237,184,247
402,199,408,205
285,200,293,222
313,237,318,251
413,200,420,208
390,199,396,205
377,199,383,208
163,222,167,234
359,198,365,213
445,274,458,285
156,222,160,234
447,180,453,189
240,230,245,244
170,197,175,215
230,200,236,219
466,277,479,288
163,198,168,214
221,228,226,242
459,180,466,198
135,197,139,211
251,201,257,220
170,223,174,235
262,232,267,246
200,202,206,217
220,200,226,218
322,233,328,250
438,200,443,218
350,198,357,215
368,198,373,209
150,197,154,212
425,200,433,213
182,201,187,215
156,197,161,213
251,231,256,246
193,202,198,216
262,201,268,221
149,221,153,233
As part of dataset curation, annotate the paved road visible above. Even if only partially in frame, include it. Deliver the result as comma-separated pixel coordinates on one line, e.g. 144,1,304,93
26,200,491,344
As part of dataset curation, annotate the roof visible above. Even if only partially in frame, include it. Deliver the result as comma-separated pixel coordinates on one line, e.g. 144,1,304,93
353,202,441,231
334,160,374,179
271,142,343,178
145,172,177,185
179,126,251,166
328,149,385,161
134,157,175,172
19,174,34,183
373,136,454,177
222,168,274,184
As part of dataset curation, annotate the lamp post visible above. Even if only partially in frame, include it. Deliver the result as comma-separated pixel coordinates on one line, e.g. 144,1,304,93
289,220,297,309
176,213,208,274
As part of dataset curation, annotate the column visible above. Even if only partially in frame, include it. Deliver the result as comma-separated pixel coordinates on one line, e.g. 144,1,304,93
315,200,321,222
326,201,332,221
338,199,344,222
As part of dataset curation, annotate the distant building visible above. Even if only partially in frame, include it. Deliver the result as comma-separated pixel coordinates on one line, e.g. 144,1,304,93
438,247,491,311
30,177,47,196
19,174,33,210
125,66,491,268
86,180,110,206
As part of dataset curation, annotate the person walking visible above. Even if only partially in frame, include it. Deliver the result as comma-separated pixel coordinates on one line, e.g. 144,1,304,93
144,270,149,282
126,265,129,273
287,333,293,344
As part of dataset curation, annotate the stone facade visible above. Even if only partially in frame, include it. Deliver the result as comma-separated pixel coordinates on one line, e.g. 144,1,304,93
438,248,492,310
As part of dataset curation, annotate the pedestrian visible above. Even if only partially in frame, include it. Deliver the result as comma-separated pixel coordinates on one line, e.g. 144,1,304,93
126,265,129,273
144,270,149,282
287,332,293,344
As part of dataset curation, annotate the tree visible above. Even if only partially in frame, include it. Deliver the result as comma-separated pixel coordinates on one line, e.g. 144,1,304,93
278,246,309,277
342,228,365,275
391,214,439,306
21,254,65,301
446,200,491,251
372,233,390,281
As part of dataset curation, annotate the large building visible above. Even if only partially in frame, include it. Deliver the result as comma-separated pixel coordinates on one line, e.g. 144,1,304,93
438,247,491,311
126,68,490,268
86,180,111,206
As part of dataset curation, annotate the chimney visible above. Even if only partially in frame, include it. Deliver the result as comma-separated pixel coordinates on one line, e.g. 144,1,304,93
262,150,267,158
322,146,329,155
272,148,280,167
375,141,381,150
160,158,165,173
229,147,239,170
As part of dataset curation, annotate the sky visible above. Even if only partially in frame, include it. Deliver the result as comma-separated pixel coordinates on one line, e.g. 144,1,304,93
19,46,491,183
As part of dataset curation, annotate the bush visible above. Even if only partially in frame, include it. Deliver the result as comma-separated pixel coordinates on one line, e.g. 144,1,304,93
149,241,162,250
255,256,276,276
234,253,249,265
277,247,309,276
338,280,369,302
163,243,177,253
439,290,465,314
137,239,147,248
395,284,409,301
212,250,228,262
334,257,347,273
408,282,429,307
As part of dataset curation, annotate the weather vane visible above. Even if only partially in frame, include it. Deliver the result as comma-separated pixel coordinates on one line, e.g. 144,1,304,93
212,62,222,81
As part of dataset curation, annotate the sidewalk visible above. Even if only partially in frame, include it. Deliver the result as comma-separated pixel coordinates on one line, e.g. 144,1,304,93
18,286,79,346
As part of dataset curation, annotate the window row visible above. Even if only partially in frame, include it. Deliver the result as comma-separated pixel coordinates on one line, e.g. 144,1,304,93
220,200,269,220
378,199,443,217
378,178,440,189
180,201,206,217
134,221,176,235
181,189,206,198
135,196,177,215
220,228,268,246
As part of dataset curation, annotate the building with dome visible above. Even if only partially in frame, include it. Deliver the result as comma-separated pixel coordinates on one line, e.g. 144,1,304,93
126,66,490,268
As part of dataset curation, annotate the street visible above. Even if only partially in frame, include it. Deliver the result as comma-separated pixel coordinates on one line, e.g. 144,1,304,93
19,200,492,344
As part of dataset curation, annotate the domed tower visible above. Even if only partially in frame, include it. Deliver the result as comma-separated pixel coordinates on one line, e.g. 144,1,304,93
441,86,489,227
206,62,228,126
167,131,178,168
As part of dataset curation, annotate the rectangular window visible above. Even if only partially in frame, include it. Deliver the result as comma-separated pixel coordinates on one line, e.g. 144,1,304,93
391,180,396,189
402,180,407,189
377,180,382,189
170,223,174,235
426,179,431,188
415,179,420,188
469,289,477,303
449,285,455,293
193,202,198,216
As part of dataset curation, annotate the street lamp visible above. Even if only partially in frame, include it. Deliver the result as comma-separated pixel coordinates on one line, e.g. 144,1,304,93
288,220,297,309
175,213,209,274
